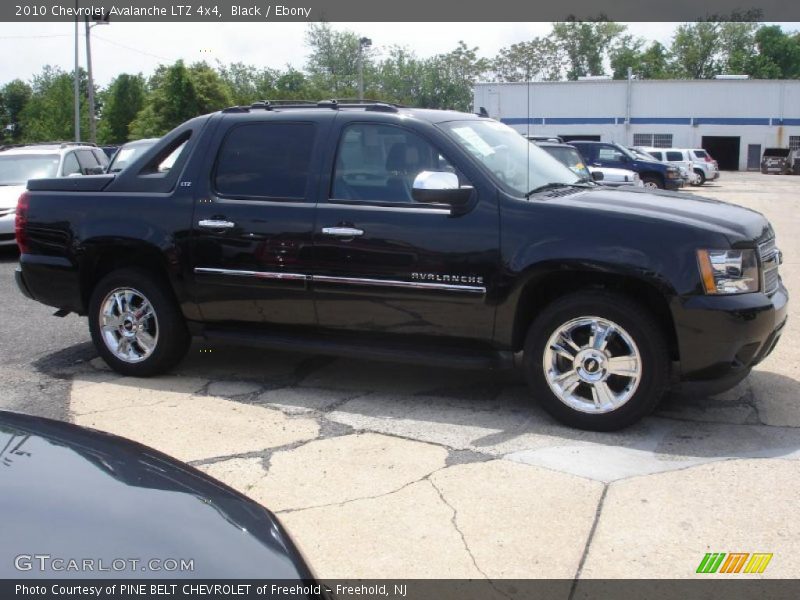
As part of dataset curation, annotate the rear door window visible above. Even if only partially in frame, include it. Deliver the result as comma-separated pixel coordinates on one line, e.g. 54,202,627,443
214,122,316,200
62,152,81,176
666,151,683,162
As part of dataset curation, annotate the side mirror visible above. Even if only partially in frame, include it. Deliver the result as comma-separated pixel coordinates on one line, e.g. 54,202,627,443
83,166,105,175
591,170,604,181
411,171,473,209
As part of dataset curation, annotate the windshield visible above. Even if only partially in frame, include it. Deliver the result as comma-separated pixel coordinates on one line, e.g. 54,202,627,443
0,154,60,185
630,148,656,161
439,120,582,196
108,141,157,173
763,148,790,158
539,146,592,182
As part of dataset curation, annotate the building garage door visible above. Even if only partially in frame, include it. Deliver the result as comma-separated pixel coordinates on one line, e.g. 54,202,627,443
701,136,740,170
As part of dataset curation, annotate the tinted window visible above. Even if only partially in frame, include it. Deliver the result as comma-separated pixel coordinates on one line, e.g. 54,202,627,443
693,150,708,158
649,151,663,161
332,123,459,203
597,145,626,162
666,151,683,161
215,122,315,199
62,152,81,176
76,150,99,169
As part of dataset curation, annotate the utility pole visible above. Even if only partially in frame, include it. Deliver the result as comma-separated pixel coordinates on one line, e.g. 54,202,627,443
357,37,372,102
85,12,109,144
73,1,80,142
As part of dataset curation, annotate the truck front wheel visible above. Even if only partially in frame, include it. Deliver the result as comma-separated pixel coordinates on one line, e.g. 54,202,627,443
641,175,663,189
88,268,190,377
523,291,669,431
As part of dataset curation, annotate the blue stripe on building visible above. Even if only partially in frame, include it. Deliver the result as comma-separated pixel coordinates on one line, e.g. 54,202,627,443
630,117,692,125
501,116,792,126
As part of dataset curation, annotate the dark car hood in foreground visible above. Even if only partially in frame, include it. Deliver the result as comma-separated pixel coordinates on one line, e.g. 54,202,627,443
0,410,314,579
547,186,771,244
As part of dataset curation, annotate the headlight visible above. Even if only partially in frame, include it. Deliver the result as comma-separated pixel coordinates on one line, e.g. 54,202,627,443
697,249,759,294
666,168,681,179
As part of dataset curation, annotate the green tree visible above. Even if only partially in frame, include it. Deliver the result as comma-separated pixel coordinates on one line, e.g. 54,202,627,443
550,18,626,80
19,66,89,142
129,60,231,138
491,37,563,82
1,79,32,142
305,22,371,97
610,38,670,79
747,25,800,78
97,73,145,144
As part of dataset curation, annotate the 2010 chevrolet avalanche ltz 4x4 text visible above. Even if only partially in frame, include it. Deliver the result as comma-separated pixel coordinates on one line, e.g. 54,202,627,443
14,101,788,430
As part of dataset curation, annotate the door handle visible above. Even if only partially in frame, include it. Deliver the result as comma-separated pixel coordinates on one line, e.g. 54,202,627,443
322,227,364,237
198,219,235,229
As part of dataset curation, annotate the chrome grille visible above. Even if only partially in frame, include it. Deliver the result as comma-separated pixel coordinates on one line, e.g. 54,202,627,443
758,237,781,296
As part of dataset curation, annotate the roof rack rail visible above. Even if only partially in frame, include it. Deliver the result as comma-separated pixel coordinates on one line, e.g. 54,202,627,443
221,99,403,114
0,141,98,150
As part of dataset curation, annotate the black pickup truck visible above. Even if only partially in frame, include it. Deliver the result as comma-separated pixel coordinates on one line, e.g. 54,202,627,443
14,101,787,430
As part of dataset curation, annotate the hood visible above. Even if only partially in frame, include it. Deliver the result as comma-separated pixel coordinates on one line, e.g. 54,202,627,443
548,186,771,244
0,410,317,581
0,184,25,209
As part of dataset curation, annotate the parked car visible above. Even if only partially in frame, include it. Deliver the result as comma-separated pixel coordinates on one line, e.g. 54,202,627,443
687,148,720,184
14,101,786,431
525,134,564,143
569,140,684,190
99,145,119,160
107,138,160,173
533,140,642,188
761,147,799,175
0,409,324,583
0,142,108,247
639,147,706,186
587,165,643,187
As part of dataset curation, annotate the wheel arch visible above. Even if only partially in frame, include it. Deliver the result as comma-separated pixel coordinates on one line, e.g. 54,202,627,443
78,240,185,315
505,268,679,363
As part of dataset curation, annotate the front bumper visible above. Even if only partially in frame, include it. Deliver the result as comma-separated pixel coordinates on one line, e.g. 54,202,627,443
672,281,788,383
664,177,684,190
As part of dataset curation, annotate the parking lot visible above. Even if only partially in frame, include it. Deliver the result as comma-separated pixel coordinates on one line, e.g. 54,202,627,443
1,170,799,580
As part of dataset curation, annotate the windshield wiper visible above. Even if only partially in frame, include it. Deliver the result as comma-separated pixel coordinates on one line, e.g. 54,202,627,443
525,182,591,198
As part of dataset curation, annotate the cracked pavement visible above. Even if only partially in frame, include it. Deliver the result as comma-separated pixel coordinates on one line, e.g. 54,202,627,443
1,172,799,579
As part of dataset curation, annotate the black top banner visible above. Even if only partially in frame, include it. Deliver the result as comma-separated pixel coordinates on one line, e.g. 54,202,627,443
3,0,800,22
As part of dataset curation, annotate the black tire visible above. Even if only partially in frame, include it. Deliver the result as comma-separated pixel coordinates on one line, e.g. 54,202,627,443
641,175,663,190
88,268,190,377
523,291,669,431
694,169,707,185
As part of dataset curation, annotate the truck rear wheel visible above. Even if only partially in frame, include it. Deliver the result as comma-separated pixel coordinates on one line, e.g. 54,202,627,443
523,291,669,431
88,268,190,377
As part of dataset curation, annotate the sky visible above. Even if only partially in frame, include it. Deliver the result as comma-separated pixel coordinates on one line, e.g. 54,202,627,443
0,21,798,86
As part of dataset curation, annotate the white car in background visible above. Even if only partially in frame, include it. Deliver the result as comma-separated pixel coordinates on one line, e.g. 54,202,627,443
637,147,718,186
0,142,108,246
587,165,644,188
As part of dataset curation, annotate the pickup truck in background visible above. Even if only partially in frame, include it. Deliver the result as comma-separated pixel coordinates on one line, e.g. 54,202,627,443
570,140,685,190
14,101,787,430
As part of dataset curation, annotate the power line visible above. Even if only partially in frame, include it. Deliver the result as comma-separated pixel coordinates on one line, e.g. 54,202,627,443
90,34,172,62
0,34,72,39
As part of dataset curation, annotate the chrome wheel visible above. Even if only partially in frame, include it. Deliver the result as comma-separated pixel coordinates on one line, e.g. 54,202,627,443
643,180,659,190
99,287,159,363
543,316,642,414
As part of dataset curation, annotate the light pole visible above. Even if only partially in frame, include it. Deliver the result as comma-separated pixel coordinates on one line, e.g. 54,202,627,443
73,0,80,141
357,37,372,102
85,12,109,144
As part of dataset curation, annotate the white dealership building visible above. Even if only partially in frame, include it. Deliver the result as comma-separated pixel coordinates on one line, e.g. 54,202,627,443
473,79,800,170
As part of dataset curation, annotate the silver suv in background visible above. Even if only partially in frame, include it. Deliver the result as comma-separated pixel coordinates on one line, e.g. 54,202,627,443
0,142,108,246
639,147,720,185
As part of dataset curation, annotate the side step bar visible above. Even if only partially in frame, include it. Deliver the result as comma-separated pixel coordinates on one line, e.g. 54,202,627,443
202,327,514,371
